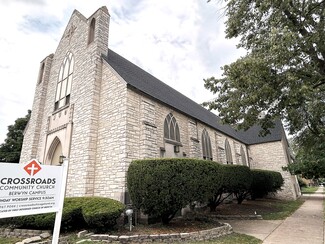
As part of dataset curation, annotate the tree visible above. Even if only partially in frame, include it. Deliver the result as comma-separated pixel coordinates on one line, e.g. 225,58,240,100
0,110,31,163
285,129,325,179
204,0,325,140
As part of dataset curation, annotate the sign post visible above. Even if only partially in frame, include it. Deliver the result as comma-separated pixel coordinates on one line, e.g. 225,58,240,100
51,158,69,244
0,159,69,243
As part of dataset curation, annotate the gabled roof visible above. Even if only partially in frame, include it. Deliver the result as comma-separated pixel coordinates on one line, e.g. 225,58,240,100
103,49,283,145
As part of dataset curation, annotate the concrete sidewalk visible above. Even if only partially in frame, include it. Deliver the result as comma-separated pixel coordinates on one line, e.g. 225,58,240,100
225,188,324,243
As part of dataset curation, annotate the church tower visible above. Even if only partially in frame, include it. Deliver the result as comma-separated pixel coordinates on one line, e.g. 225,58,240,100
21,7,110,197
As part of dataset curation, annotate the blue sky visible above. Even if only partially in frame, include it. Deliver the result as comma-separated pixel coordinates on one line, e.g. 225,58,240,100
0,0,244,143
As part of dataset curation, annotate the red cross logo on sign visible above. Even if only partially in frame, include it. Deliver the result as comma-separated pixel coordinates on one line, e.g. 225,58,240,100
24,160,42,176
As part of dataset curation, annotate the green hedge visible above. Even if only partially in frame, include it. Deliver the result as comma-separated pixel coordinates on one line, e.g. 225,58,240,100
223,164,252,204
0,197,124,232
251,169,284,199
208,164,252,210
127,158,223,224
81,197,125,231
128,159,285,218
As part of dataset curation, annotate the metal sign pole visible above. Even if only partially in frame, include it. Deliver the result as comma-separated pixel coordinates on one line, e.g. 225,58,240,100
52,158,69,244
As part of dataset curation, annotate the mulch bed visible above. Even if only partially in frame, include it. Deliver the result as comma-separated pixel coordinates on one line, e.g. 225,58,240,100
108,198,280,235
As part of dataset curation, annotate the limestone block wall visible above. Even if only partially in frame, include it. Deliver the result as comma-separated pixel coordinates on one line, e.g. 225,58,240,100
20,54,53,163
123,88,250,166
214,132,247,166
248,140,299,200
93,62,128,201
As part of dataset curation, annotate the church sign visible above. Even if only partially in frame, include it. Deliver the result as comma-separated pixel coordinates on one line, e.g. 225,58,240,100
0,159,69,244
0,159,65,218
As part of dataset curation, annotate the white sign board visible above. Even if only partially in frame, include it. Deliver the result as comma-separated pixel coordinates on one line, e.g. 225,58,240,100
0,160,64,218
0,159,69,244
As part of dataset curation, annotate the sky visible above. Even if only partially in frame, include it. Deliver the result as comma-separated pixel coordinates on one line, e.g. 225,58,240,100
0,0,245,144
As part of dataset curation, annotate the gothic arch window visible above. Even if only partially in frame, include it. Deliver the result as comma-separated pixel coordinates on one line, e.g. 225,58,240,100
240,146,248,166
47,137,62,165
225,139,233,164
164,113,180,142
55,52,74,111
88,18,96,44
202,129,212,160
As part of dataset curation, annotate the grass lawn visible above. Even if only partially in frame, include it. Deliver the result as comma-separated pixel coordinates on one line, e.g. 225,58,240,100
0,198,303,244
186,233,262,244
301,186,321,194
262,199,304,220
0,237,21,243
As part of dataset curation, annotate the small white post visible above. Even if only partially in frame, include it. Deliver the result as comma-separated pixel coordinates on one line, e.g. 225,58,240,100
52,158,69,244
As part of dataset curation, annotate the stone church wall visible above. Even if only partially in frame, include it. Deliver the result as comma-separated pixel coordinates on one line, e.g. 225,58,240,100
92,62,128,201
20,54,53,164
249,140,299,200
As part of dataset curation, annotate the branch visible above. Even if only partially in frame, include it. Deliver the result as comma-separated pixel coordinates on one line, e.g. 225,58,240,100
283,8,325,75
313,80,325,89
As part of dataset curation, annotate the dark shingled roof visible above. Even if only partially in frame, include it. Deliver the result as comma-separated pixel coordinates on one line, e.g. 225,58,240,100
103,49,283,145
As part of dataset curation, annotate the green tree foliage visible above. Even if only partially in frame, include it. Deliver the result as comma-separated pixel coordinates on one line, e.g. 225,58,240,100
127,158,223,224
285,130,325,178
204,0,325,139
0,110,31,163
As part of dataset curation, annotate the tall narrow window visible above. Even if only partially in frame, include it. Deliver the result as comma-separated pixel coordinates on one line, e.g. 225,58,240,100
225,139,233,164
164,113,180,142
88,18,96,44
38,62,45,84
202,129,212,160
240,146,248,166
54,52,74,111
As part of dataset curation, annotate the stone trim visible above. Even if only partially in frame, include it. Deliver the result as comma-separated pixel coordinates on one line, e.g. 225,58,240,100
142,120,157,128
0,228,50,238
213,215,262,220
0,223,234,243
90,223,233,243
190,137,199,143
165,138,183,146
47,124,68,135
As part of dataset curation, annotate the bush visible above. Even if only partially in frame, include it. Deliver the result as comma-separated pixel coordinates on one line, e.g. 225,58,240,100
251,169,284,199
208,164,252,210
81,197,124,232
223,164,252,204
127,158,223,224
1,197,124,232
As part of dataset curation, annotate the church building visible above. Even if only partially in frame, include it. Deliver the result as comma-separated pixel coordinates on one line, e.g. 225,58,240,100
20,6,300,203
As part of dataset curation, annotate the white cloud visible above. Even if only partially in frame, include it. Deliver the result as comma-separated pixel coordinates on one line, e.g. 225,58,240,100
0,0,244,143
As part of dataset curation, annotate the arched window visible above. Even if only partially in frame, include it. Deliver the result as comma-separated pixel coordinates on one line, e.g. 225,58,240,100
88,18,96,44
164,113,180,142
225,139,233,164
240,146,248,166
54,52,74,111
202,129,212,160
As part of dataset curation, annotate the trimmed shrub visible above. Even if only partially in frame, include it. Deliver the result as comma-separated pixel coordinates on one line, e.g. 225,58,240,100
0,197,124,232
270,171,284,192
208,164,252,210
81,197,124,232
251,169,284,199
223,164,252,204
127,158,223,224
